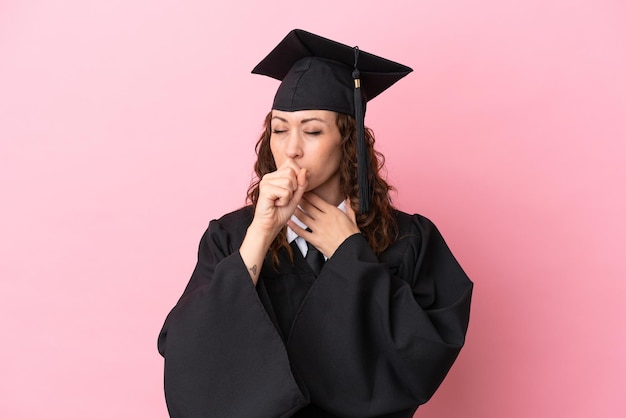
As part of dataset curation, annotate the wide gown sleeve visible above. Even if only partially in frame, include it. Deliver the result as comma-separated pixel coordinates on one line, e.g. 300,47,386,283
284,213,473,417
157,213,308,418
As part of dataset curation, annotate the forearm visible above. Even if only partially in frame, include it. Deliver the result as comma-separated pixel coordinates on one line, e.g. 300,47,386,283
239,222,276,285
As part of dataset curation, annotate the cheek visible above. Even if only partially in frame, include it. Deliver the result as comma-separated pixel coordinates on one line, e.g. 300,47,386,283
308,150,340,182
328,154,342,174
325,144,343,168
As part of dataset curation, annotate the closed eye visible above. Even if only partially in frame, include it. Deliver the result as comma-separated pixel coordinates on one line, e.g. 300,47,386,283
305,131,322,136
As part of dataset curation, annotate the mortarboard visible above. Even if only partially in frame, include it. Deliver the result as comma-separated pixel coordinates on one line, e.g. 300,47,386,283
252,29,412,213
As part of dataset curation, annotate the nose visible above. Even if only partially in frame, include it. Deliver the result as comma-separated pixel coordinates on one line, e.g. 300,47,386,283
285,132,303,159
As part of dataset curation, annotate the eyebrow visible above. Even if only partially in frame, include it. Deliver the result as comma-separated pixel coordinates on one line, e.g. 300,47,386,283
271,116,328,125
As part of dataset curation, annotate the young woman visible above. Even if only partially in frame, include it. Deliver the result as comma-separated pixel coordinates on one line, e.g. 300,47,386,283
158,29,473,418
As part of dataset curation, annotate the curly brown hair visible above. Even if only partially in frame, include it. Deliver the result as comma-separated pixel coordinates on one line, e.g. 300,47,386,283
247,111,398,264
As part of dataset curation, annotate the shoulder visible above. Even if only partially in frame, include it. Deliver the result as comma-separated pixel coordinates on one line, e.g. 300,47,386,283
203,206,254,249
390,209,464,271
392,209,439,241
213,206,254,230
381,209,443,264
383,210,471,293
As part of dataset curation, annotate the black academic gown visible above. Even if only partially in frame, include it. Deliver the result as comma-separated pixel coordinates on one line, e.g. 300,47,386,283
158,207,473,418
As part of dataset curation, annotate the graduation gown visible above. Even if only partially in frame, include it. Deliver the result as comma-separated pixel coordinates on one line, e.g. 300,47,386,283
157,206,473,418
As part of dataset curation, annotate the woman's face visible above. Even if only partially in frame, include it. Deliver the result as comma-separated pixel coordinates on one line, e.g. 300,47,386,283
270,109,343,204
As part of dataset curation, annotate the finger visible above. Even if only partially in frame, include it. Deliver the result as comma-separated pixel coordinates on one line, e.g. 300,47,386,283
286,219,310,239
293,206,315,225
299,195,325,215
277,158,302,175
262,169,296,190
260,183,293,207
268,175,298,194
296,166,308,188
273,168,299,192
302,192,333,212
295,199,317,219
288,168,308,208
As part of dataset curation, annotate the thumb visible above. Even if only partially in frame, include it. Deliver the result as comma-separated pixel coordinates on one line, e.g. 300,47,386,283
291,168,308,205
281,168,308,220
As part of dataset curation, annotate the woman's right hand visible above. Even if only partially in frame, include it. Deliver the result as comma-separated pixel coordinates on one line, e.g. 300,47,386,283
251,158,308,240
240,159,307,284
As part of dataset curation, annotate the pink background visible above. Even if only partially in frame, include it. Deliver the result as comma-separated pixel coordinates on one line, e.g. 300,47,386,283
1,1,625,417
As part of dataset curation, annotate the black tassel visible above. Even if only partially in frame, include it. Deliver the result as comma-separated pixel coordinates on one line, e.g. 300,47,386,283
353,47,370,214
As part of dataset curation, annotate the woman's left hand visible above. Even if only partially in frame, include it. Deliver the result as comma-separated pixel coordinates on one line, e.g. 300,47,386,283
287,193,360,258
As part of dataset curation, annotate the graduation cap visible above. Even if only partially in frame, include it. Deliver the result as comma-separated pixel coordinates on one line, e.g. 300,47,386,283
252,29,412,213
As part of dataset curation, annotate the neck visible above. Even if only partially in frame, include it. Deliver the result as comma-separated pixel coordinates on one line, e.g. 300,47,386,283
310,182,344,206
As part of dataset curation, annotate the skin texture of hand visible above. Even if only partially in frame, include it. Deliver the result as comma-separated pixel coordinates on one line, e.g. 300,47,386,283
287,193,361,258
253,159,308,237
240,158,308,284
